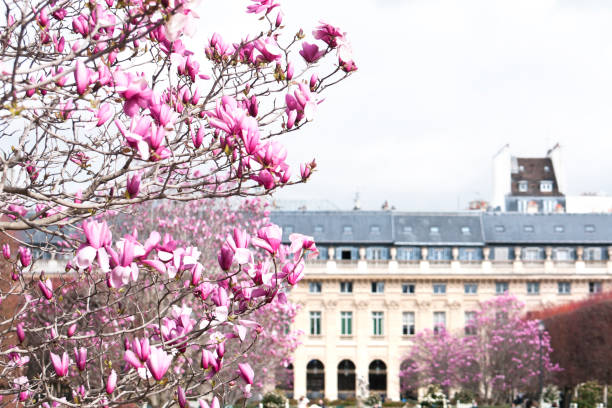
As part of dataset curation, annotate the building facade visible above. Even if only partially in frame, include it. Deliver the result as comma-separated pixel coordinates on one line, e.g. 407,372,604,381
270,211,612,401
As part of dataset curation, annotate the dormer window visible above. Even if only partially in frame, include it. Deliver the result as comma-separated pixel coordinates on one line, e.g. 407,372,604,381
518,181,528,192
403,226,413,234
461,226,471,235
494,225,505,233
554,225,564,233
314,225,324,234
544,165,550,172
343,225,353,235
370,225,381,235
430,226,440,234
523,225,534,233
540,180,553,192
284,225,294,235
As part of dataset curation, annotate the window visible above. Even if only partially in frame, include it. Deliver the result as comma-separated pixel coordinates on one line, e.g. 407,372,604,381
459,248,482,261
366,247,390,260
403,226,413,234
527,281,540,295
461,226,471,235
433,311,446,333
284,225,294,235
496,281,509,294
494,225,506,233
493,247,511,261
464,311,477,335
585,225,596,233
397,247,421,261
554,248,573,261
584,247,603,261
316,246,329,260
523,247,543,261
429,226,440,234
402,312,415,336
402,283,415,294
370,225,381,235
309,311,321,335
544,165,550,172
433,283,447,295
464,283,478,294
314,225,324,234
543,200,556,213
518,181,528,192
518,199,528,213
589,281,603,294
523,225,534,232
372,312,384,336
540,180,553,192
340,311,353,336
309,282,322,293
428,247,451,261
371,281,385,293
558,282,571,295
338,247,358,260
342,225,353,234
340,281,353,293
554,225,565,233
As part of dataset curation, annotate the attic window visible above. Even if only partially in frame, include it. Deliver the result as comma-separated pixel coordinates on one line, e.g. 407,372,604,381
494,225,505,233
544,165,550,172
540,181,553,193
370,225,381,235
430,226,440,234
554,225,564,233
284,225,294,235
314,225,324,234
518,181,528,192
343,225,353,234
585,225,596,233
523,225,534,233
519,165,525,172
403,226,413,234
461,226,471,235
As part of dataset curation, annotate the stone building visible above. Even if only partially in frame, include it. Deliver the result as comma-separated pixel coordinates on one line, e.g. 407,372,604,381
270,211,612,401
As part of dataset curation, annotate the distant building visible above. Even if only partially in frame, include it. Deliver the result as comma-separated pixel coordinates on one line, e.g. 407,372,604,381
492,144,565,213
271,210,612,401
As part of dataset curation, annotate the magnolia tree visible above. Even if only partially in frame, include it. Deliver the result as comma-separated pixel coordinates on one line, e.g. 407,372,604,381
108,198,303,396
400,327,479,398
401,295,560,403
0,0,355,407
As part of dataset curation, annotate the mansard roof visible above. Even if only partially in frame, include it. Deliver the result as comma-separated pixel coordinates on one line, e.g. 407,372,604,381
270,211,612,246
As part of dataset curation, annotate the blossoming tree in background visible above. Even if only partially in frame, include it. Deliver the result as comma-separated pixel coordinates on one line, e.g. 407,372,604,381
400,294,560,404
0,0,355,406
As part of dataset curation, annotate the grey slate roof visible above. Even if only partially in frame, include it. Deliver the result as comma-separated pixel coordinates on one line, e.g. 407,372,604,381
270,211,612,245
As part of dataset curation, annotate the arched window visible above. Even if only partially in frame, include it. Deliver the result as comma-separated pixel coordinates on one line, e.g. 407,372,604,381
368,360,387,395
306,359,325,399
337,360,356,399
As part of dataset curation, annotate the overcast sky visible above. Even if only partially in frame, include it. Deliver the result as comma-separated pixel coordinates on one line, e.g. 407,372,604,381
199,1,612,211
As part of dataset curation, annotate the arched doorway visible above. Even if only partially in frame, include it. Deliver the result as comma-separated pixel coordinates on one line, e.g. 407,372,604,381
306,359,325,399
399,360,418,401
369,360,387,397
337,360,356,399
275,363,294,398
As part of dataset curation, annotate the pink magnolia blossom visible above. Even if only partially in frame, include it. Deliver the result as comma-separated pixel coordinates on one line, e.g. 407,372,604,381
106,370,117,394
38,278,53,300
50,351,69,377
252,224,282,254
95,103,113,127
74,220,112,272
2,244,10,259
299,42,325,63
313,22,345,48
246,0,280,15
126,172,141,198
146,346,172,381
108,238,145,288
18,246,31,267
238,362,254,385
74,347,87,371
